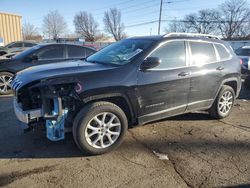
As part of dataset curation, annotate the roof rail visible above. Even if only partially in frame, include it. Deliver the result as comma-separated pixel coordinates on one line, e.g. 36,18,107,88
163,32,221,40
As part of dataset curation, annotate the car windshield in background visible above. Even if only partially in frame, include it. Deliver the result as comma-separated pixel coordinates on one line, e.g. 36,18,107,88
13,45,41,59
86,39,154,65
235,48,250,56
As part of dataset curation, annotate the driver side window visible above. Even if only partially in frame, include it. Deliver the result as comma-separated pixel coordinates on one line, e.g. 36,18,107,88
149,41,186,69
37,46,64,60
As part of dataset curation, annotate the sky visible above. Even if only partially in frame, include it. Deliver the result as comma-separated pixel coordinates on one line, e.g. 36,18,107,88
0,0,245,37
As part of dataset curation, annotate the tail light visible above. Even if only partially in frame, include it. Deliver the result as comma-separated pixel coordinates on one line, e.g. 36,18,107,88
240,59,243,65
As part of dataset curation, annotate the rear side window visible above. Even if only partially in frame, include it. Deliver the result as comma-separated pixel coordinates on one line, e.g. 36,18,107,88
149,41,186,69
215,44,231,60
37,46,64,59
68,46,85,58
85,48,95,57
190,42,217,66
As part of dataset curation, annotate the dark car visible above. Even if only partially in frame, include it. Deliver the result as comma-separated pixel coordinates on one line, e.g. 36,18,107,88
235,46,250,90
0,43,96,95
12,33,241,155
235,46,250,74
0,41,37,56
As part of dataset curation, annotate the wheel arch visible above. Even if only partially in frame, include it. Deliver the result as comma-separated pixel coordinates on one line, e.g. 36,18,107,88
81,93,137,126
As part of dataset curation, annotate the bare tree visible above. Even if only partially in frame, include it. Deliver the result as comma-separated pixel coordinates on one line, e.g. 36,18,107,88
184,9,220,34
218,0,250,39
74,11,99,42
42,10,67,39
164,19,190,33
22,22,39,40
103,8,126,41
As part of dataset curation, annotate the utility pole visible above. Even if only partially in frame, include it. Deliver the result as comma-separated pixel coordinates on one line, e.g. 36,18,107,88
158,0,163,35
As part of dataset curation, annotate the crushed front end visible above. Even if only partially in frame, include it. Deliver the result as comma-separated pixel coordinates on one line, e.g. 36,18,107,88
12,77,82,141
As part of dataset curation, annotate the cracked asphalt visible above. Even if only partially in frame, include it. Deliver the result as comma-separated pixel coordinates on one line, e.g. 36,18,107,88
0,87,249,188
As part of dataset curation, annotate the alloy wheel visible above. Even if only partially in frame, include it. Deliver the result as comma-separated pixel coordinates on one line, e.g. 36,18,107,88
218,91,233,115
85,112,121,149
0,74,13,94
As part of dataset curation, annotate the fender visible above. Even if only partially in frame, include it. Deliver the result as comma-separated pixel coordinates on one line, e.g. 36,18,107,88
208,77,241,109
81,92,137,124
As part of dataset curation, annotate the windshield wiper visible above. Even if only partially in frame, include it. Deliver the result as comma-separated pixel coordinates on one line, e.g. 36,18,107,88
85,59,107,65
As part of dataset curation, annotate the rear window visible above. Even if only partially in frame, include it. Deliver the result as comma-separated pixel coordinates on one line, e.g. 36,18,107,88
215,44,231,60
190,41,217,66
235,48,250,56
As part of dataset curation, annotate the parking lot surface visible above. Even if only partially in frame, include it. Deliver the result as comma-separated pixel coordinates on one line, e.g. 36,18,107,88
0,88,249,188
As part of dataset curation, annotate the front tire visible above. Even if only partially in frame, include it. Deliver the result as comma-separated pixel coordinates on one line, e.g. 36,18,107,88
0,72,14,95
73,102,128,155
209,85,235,119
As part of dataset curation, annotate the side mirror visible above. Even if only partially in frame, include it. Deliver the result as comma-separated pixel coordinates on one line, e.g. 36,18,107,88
23,55,38,62
31,55,38,61
141,57,161,70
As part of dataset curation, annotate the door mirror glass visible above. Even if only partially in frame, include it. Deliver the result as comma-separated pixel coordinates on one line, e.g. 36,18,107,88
141,57,161,70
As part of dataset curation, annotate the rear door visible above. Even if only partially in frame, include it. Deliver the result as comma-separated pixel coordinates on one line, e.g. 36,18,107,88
137,40,191,123
35,45,66,65
187,41,225,111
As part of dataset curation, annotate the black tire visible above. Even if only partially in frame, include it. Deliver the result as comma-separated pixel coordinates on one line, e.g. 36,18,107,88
73,101,128,155
244,76,250,90
0,72,14,95
209,85,235,119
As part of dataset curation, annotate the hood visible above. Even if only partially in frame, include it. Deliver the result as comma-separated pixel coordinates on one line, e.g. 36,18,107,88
13,60,115,89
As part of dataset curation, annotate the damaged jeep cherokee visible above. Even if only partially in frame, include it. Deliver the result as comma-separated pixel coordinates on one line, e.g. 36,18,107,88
12,33,241,155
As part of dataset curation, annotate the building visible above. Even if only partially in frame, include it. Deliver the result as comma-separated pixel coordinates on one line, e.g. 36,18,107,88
0,12,22,45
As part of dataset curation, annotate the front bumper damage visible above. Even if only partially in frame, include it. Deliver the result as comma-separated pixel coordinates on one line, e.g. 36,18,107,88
14,98,42,124
13,96,69,141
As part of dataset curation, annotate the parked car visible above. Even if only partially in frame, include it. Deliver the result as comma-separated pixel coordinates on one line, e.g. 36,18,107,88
0,37,4,47
0,43,96,95
12,33,241,155
235,46,250,74
0,41,38,56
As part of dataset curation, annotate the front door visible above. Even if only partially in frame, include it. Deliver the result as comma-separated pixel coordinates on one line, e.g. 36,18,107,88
35,45,66,66
137,40,191,123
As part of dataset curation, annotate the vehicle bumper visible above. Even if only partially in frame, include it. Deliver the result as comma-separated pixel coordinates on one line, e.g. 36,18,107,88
13,98,42,124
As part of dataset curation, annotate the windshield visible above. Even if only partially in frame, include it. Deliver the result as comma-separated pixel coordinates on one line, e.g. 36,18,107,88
86,39,154,65
235,48,250,56
13,44,41,59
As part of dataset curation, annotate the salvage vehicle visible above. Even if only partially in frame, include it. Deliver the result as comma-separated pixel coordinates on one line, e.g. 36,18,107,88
0,43,96,95
12,33,241,155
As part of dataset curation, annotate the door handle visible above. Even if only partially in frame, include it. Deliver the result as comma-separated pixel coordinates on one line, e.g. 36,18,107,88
178,72,190,77
216,66,224,71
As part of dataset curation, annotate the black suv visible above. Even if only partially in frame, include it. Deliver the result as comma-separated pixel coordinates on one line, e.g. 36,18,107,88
12,33,241,155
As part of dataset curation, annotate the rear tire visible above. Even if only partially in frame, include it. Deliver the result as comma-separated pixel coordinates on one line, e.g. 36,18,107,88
73,101,128,155
0,72,14,95
209,85,235,119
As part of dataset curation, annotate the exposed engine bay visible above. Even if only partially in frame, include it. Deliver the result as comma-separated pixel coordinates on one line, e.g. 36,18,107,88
12,79,82,141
